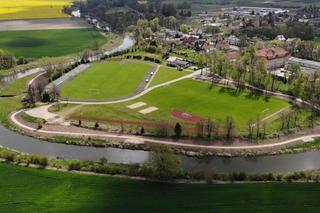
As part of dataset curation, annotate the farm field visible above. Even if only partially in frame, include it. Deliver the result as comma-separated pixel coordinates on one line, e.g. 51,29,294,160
149,66,191,87
1,163,320,212
71,79,289,130
0,0,73,20
61,61,151,101
0,28,106,58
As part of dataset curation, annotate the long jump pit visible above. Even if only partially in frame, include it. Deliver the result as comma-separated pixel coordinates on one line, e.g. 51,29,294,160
0,18,91,31
171,109,205,123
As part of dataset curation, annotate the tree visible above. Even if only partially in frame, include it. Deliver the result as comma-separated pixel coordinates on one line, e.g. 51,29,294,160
150,18,160,32
206,118,214,138
247,120,255,141
0,50,16,69
161,3,177,17
50,84,60,102
196,54,206,75
81,49,94,63
140,127,145,135
225,116,235,140
168,16,177,30
179,24,190,34
174,123,182,138
149,145,181,179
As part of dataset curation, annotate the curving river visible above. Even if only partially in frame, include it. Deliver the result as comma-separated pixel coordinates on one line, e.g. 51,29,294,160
1,125,320,173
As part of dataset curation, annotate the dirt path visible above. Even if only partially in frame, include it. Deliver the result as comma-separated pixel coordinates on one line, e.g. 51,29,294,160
10,110,320,151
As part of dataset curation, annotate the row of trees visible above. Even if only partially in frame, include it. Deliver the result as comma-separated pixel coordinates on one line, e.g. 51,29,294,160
241,22,315,41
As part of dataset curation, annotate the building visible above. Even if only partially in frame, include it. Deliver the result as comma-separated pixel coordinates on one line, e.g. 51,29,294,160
226,35,240,46
255,48,290,70
167,57,191,69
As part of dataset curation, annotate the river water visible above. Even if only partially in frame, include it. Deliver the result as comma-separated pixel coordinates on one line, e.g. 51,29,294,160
1,125,320,173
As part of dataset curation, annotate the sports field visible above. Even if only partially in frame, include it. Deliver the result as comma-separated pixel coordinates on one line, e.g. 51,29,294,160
149,66,191,87
61,61,151,101
0,0,72,20
1,163,320,212
71,79,289,129
0,28,106,58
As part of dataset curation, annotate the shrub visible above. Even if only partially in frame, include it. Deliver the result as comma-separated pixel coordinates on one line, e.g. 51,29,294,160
39,157,48,167
68,161,82,171
0,150,16,162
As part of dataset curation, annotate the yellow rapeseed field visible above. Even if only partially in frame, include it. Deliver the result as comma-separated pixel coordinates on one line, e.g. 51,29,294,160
0,0,73,20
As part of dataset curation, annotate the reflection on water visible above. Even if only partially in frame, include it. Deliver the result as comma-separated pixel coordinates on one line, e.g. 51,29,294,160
1,124,320,173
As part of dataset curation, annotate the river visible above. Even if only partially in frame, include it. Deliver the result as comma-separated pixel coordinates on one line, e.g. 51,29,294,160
1,125,320,173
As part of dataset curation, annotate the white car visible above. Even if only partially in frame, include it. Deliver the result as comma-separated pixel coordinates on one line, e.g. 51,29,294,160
145,79,149,83
150,72,154,75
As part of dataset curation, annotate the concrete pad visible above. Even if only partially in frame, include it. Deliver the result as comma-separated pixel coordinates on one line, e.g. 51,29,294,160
302,137,314,142
127,102,146,109
139,107,158,114
25,104,57,121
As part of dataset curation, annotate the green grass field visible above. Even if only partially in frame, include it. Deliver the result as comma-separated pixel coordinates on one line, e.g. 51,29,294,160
0,29,106,58
72,79,289,129
0,74,36,96
149,66,191,87
1,163,320,212
61,61,150,101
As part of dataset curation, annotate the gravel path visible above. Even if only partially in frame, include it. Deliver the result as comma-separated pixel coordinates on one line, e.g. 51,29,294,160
10,110,320,150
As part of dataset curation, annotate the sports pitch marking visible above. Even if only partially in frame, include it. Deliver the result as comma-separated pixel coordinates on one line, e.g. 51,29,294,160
127,102,146,109
139,107,158,114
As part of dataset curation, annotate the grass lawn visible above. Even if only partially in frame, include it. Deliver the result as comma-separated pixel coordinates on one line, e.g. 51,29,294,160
0,0,72,20
1,163,320,212
0,74,36,97
72,79,289,130
0,28,106,58
149,66,191,87
61,61,151,101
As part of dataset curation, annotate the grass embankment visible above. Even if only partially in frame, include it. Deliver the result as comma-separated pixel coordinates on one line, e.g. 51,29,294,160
71,79,289,130
0,74,37,126
0,29,106,58
0,0,73,20
61,61,151,101
0,74,35,97
149,66,191,87
1,162,320,212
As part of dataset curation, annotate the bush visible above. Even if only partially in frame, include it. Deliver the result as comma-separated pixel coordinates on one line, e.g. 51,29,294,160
39,157,48,167
0,150,16,162
68,161,82,171
145,45,158,53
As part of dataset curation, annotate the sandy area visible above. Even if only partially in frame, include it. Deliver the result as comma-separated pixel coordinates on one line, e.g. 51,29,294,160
0,18,91,31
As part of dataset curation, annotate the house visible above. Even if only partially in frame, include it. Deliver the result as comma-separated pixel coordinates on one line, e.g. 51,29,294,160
167,57,191,69
255,48,290,70
226,51,239,61
71,10,81,18
228,21,243,30
215,40,230,51
226,35,240,46
276,35,286,41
